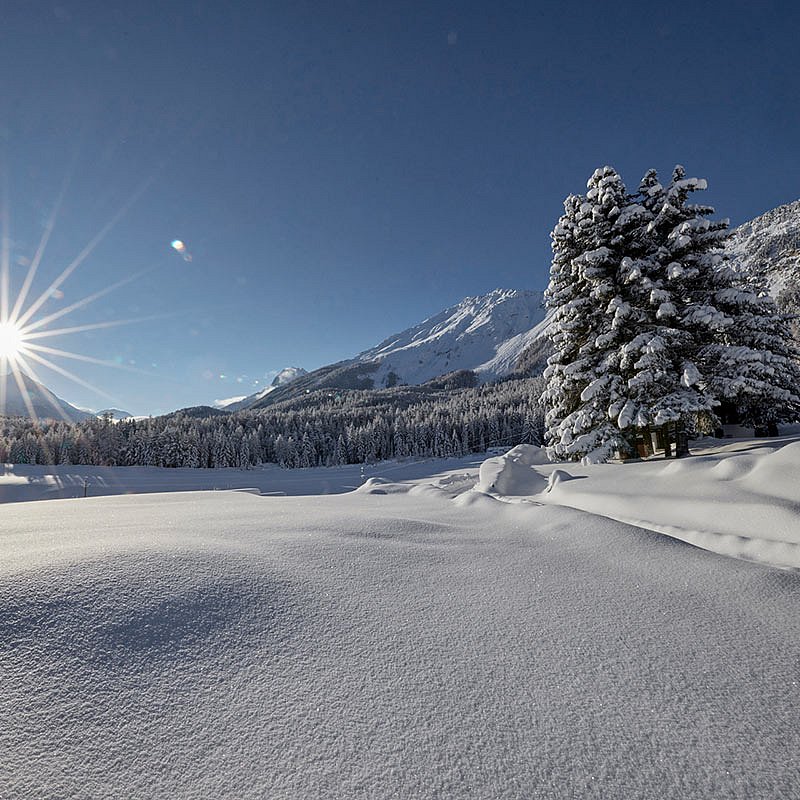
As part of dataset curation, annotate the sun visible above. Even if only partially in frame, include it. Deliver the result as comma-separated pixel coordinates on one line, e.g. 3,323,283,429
0,161,159,421
0,321,23,360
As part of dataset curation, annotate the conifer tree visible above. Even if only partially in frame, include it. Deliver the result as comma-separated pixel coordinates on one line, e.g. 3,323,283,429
544,163,800,465
636,166,800,431
609,166,719,437
542,167,635,462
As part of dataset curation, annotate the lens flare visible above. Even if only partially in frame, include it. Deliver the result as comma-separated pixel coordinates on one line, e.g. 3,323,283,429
171,239,192,262
0,160,159,422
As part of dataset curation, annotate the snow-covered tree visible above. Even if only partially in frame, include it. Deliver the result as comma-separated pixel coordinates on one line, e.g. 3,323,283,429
608,166,720,438
544,163,800,464
637,166,800,430
542,167,637,462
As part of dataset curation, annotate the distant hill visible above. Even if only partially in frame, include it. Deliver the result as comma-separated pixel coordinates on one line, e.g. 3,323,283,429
0,373,94,423
95,408,133,420
171,405,230,419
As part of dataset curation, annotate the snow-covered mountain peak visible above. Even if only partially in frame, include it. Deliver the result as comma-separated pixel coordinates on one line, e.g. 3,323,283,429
0,372,93,423
220,367,309,412
271,367,307,387
356,288,546,387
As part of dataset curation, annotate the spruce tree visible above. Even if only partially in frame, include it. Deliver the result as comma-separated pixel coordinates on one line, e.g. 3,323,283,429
542,167,636,462
638,166,800,431
609,166,719,438
545,163,800,465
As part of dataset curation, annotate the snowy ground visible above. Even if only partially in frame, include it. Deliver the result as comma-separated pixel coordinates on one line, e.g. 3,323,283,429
0,455,486,504
473,433,800,570
2,438,800,798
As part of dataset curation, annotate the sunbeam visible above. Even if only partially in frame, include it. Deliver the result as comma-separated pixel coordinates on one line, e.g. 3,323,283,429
8,152,77,324
21,313,174,341
10,358,38,421
14,172,155,329
21,348,116,403
1,169,10,324
21,342,151,374
13,355,80,424
0,157,157,422
22,266,156,334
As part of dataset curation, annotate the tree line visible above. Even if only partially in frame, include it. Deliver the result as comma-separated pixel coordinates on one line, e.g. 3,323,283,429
0,377,545,468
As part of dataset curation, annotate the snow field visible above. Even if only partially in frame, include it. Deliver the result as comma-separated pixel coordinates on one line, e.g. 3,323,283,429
2,488,800,799
0,455,486,504
473,438,800,570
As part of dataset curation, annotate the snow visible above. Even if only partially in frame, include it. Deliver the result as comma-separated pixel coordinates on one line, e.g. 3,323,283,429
476,443,550,494
726,197,800,297
0,371,92,422
2,441,800,797
213,394,247,408
221,367,308,411
354,288,547,386
473,434,800,570
0,455,485,504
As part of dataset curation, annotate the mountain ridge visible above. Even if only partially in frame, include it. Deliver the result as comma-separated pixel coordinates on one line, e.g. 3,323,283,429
0,372,94,423
246,288,546,409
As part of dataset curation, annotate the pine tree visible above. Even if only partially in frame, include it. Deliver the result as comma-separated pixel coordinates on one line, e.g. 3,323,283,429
545,163,800,465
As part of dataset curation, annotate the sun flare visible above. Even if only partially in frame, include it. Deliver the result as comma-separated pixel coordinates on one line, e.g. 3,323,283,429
0,321,23,360
0,165,158,422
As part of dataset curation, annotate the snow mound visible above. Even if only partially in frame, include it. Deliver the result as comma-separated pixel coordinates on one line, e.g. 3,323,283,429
477,445,549,496
355,477,412,495
541,436,800,569
408,484,449,499
710,455,757,481
743,440,800,502
452,489,501,508
547,469,577,492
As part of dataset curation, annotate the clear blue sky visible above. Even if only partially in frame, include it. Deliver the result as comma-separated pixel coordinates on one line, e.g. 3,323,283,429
1,0,798,415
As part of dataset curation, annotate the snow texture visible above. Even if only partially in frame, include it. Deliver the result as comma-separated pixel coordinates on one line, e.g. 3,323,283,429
726,197,800,300
2,445,800,798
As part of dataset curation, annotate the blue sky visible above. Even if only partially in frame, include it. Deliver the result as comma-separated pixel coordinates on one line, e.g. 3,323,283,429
1,0,798,414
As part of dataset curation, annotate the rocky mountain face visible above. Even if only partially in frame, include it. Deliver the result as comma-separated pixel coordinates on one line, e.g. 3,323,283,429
353,288,547,387
726,197,800,315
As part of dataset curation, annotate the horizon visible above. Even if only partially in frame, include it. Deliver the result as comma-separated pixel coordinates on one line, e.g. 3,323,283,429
1,1,798,415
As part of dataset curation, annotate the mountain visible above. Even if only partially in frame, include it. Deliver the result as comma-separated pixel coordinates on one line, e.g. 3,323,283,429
222,366,308,412
726,197,800,314
95,408,133,420
354,288,547,386
0,373,94,423
192,201,800,419
248,289,547,409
